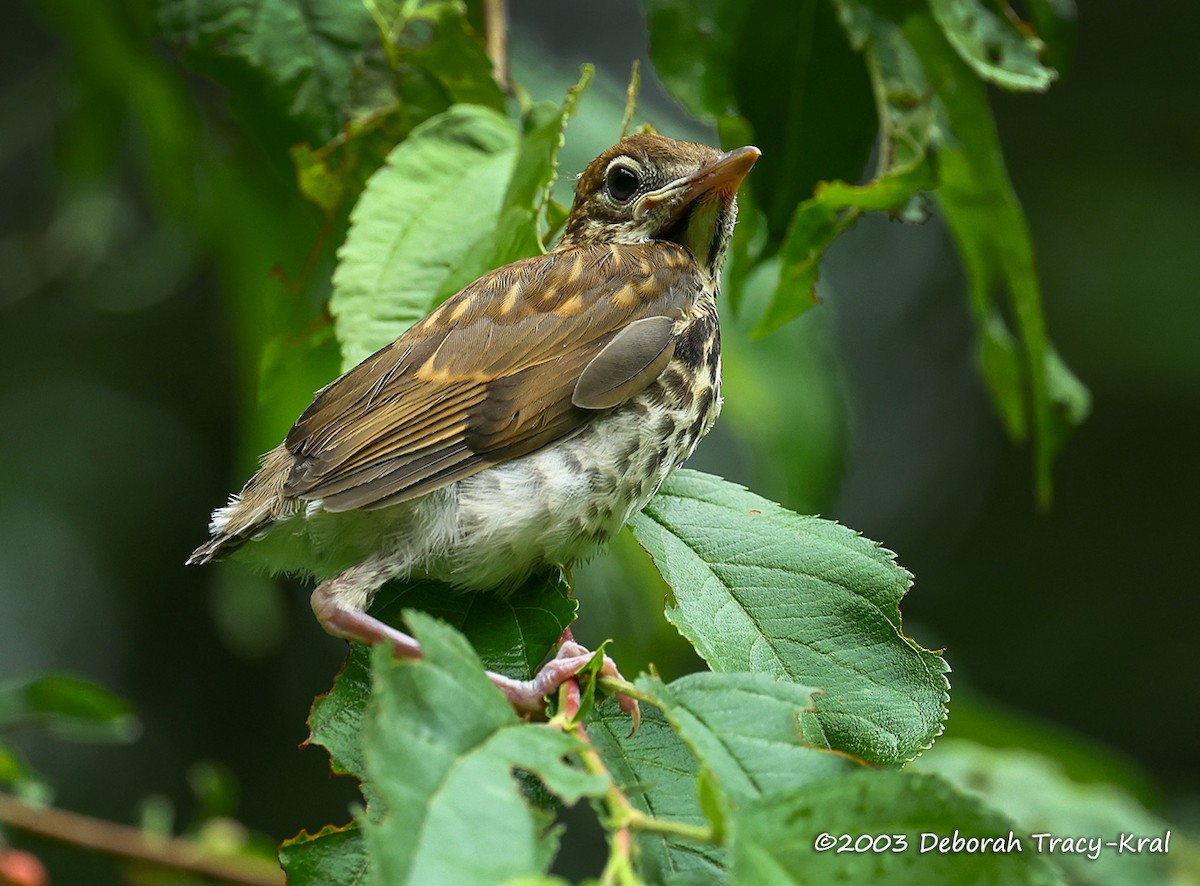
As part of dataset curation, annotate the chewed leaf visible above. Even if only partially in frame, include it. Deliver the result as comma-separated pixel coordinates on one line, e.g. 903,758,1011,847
929,0,1058,92
630,470,948,765
363,614,606,885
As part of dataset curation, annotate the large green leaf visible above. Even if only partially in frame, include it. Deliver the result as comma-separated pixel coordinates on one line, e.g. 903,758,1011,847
629,470,948,766
159,0,378,144
729,770,1065,884
330,103,518,369
589,700,726,885
362,613,607,885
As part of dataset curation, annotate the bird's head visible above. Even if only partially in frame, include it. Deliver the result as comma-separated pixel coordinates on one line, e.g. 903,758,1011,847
559,134,760,282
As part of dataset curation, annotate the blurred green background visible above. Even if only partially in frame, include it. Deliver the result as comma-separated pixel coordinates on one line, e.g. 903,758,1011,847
1,0,1197,881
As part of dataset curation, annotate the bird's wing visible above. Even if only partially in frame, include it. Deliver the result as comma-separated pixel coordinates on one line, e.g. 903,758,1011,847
283,242,700,511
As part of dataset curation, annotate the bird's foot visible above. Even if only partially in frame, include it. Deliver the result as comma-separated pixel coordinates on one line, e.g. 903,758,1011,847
312,586,637,723
490,634,638,725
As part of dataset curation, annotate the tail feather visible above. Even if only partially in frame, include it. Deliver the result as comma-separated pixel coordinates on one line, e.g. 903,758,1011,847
186,532,249,565
187,443,295,566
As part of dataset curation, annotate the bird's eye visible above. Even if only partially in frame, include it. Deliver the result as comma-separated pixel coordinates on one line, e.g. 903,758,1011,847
605,164,640,203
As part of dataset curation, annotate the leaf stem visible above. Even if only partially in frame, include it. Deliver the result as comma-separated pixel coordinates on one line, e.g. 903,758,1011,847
0,794,283,886
554,680,717,861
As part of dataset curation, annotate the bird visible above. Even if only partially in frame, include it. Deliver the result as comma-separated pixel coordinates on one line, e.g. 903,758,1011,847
189,133,760,712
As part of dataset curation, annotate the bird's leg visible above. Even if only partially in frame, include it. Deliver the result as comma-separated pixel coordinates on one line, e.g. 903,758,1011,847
311,579,637,719
311,581,422,658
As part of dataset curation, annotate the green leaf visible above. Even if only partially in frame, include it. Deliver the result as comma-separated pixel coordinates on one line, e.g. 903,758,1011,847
434,67,594,301
0,672,139,743
729,770,1065,884
728,0,876,245
385,1,506,112
906,12,1089,504
279,823,367,886
159,0,378,144
330,103,518,369
917,740,1179,886
637,672,858,804
629,470,948,765
588,700,726,885
752,159,936,337
363,613,608,885
751,1,940,335
0,740,36,789
929,0,1057,92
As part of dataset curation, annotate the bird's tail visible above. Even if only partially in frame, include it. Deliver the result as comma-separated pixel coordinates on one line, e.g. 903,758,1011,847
186,444,295,566
186,527,255,565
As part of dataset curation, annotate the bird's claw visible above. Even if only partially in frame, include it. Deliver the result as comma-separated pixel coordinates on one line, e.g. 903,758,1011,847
488,638,640,728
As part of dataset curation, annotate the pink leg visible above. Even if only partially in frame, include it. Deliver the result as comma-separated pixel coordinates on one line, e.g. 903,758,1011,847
311,585,636,717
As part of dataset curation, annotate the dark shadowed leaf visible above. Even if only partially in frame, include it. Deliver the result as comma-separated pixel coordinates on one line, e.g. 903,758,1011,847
159,0,377,144
645,0,876,248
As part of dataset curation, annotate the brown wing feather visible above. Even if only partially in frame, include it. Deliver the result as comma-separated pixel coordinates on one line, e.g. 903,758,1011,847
282,241,699,511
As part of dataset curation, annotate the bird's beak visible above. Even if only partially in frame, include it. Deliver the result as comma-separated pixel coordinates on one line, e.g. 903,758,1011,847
634,145,761,221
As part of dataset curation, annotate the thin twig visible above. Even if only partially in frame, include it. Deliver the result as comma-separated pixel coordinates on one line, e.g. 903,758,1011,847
0,794,283,886
620,60,641,139
483,0,509,92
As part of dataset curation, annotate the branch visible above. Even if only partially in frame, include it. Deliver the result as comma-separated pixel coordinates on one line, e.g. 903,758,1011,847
0,794,283,886
483,0,509,92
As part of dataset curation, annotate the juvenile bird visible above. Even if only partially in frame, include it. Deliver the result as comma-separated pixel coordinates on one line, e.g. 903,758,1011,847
189,134,759,710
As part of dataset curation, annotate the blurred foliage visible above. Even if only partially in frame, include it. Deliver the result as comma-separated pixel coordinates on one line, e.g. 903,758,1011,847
2,0,1198,883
